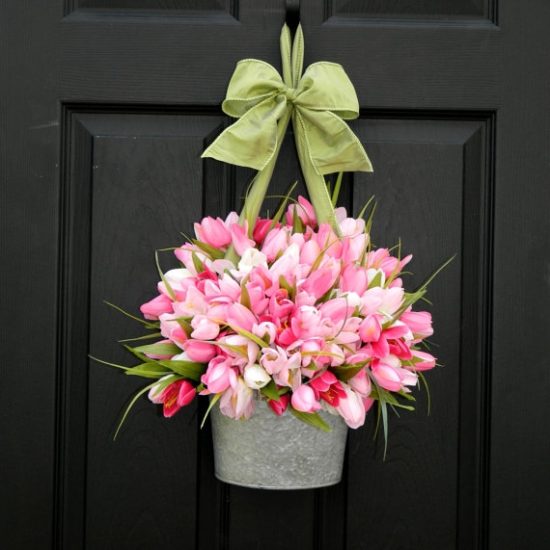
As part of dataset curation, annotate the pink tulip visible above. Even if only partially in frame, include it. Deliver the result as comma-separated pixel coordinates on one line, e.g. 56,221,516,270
219,377,255,419
191,315,220,340
310,371,346,406
320,298,352,325
229,222,255,256
363,397,375,413
226,302,257,332
340,264,368,294
300,239,321,265
400,311,434,339
201,356,235,394
314,223,342,258
291,384,321,413
301,261,339,300
410,350,436,371
348,368,372,397
158,268,194,297
336,385,366,428
183,340,217,362
253,218,275,245
286,196,316,227
269,289,294,319
371,362,402,392
159,316,188,348
140,293,173,320
269,243,300,281
359,314,382,343
194,216,232,248
261,227,289,261
267,393,290,416
148,378,196,418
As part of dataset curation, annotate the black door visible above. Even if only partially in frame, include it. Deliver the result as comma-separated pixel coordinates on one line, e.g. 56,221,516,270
2,1,549,549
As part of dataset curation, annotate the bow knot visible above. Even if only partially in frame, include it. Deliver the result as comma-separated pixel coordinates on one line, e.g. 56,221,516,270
282,86,298,103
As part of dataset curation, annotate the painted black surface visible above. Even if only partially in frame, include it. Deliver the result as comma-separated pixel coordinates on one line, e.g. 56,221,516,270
1,1,549,549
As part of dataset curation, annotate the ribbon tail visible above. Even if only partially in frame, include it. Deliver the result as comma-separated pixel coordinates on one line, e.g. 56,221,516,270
239,107,293,235
293,112,340,233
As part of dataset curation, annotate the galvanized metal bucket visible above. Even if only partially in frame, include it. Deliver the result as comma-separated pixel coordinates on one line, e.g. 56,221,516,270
210,401,348,490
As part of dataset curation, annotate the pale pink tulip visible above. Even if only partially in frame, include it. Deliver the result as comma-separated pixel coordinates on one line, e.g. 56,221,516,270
336,385,366,428
291,384,321,413
401,311,434,339
410,350,436,371
340,264,369,294
201,356,235,394
229,222,255,256
219,377,255,419
348,368,372,396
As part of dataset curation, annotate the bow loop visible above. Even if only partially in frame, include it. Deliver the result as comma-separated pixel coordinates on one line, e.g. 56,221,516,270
221,59,285,118
294,62,359,120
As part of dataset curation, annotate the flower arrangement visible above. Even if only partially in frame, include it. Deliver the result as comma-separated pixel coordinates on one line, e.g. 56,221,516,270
97,188,444,450
94,23,448,464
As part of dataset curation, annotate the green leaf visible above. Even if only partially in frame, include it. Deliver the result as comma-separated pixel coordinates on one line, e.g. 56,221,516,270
240,281,251,309
416,254,456,292
357,195,376,220
124,362,172,379
118,332,162,343
103,300,158,329
331,172,344,206
260,380,281,401
155,250,176,300
292,208,305,233
133,342,181,357
364,201,377,236
228,324,268,349
89,355,130,372
200,393,221,429
368,270,383,289
113,379,169,440
192,239,225,260
270,181,298,229
380,398,388,460
192,252,205,274
175,317,192,335
331,364,366,382
278,275,295,300
418,371,432,415
289,407,331,432
158,359,205,381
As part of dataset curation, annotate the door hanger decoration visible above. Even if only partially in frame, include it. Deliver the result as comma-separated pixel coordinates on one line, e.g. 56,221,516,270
94,23,449,488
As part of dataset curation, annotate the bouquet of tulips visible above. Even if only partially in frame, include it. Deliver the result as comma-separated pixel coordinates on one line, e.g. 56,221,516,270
97,188,443,447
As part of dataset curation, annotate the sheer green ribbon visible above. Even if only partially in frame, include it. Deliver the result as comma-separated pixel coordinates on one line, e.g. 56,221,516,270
202,24,373,233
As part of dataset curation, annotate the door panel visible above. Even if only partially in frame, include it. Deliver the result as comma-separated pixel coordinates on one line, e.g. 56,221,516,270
1,1,549,549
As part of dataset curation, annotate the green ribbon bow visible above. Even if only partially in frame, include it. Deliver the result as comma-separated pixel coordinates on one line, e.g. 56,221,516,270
202,24,373,233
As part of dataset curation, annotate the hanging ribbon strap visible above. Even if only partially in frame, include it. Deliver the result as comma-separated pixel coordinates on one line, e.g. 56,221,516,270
201,24,372,232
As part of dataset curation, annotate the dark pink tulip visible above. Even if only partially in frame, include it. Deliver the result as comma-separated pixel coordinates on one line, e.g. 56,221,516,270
148,379,196,418
267,393,290,416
